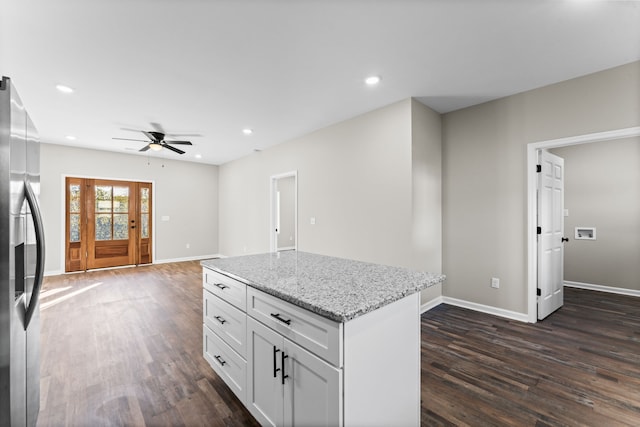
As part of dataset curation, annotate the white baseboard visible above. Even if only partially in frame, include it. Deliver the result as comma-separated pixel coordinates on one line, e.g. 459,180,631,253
45,254,223,277
564,280,640,298
44,270,64,277
420,296,444,314
154,254,222,264
441,296,529,323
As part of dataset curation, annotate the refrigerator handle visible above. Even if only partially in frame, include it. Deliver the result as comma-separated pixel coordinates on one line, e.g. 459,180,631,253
24,180,45,330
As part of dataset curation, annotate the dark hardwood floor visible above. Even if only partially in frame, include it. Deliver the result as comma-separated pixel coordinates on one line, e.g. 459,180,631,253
38,261,640,426
37,261,259,427
421,288,640,426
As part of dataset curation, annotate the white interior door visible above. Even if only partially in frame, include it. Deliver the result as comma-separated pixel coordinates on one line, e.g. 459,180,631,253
270,171,297,252
537,150,565,320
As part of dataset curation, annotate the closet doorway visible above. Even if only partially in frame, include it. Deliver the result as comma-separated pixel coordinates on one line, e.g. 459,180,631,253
65,177,152,272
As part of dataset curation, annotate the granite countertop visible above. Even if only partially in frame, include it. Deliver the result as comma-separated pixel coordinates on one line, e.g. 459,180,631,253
201,251,445,322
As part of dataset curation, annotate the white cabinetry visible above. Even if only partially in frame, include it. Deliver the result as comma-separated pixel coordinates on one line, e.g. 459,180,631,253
247,317,341,427
202,269,248,404
203,266,421,427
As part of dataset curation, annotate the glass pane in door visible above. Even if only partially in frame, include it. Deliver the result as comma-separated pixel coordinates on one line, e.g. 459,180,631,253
141,214,149,238
69,184,81,212
70,214,80,242
140,188,149,213
95,214,112,240
95,186,112,212
113,214,129,240
113,186,129,212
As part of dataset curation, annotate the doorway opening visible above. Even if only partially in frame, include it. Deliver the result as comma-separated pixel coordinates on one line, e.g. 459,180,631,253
270,171,297,252
526,126,640,323
65,177,153,272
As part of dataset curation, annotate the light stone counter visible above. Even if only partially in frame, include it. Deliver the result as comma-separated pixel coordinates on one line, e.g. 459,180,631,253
201,251,445,322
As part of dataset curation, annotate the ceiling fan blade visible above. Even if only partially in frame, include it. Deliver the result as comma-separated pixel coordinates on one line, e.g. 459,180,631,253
165,140,192,145
163,144,185,155
113,137,148,142
150,122,166,133
142,131,160,142
139,144,151,152
165,133,202,137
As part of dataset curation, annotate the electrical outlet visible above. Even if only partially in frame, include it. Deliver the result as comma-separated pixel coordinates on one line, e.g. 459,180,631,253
491,277,500,289
186,243,190,249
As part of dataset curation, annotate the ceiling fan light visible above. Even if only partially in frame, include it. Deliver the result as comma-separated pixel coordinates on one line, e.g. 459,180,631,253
149,143,163,151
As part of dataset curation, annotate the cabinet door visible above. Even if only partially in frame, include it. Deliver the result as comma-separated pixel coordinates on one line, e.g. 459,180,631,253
247,318,284,427
283,339,342,427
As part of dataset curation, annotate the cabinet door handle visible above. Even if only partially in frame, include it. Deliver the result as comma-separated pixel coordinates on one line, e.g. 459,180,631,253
281,352,289,385
214,315,227,325
270,313,292,325
213,283,229,290
214,355,226,366
273,346,281,378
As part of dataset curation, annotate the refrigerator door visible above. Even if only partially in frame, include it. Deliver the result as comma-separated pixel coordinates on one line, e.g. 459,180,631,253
0,76,42,427
9,76,29,427
24,112,43,426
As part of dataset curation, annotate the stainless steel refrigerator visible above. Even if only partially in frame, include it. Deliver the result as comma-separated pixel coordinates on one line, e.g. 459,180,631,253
0,76,45,427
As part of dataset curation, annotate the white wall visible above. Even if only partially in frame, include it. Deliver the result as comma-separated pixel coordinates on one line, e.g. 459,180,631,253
40,144,219,274
550,137,640,291
218,99,443,298
442,61,640,314
411,99,443,304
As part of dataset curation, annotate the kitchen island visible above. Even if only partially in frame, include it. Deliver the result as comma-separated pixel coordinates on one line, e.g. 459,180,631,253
201,251,445,427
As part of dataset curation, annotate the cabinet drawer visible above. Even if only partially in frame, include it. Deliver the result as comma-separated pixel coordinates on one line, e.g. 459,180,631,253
203,268,247,311
204,289,246,358
247,288,342,367
203,324,247,404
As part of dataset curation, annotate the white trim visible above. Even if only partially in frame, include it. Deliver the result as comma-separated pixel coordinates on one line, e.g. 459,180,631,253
420,296,443,314
269,171,298,253
442,297,530,323
45,254,221,277
154,254,222,264
44,270,64,277
526,126,640,323
564,281,640,298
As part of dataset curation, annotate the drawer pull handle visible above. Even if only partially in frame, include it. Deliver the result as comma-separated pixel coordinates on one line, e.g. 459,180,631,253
273,346,281,378
213,283,229,290
281,352,289,385
270,313,292,325
214,315,227,325
214,355,227,366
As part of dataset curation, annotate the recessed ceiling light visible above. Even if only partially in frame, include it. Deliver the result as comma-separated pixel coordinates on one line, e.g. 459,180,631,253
195,154,202,159
56,84,74,93
65,135,76,140
365,75,381,86
242,128,253,135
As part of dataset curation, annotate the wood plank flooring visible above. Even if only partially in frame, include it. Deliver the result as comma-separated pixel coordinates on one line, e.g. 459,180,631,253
37,261,259,427
421,289,640,426
37,261,640,426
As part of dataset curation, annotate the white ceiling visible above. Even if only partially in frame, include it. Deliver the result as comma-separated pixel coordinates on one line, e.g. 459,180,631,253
3,0,640,165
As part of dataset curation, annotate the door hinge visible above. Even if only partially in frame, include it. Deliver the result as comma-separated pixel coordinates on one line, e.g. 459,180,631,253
536,288,541,296
536,164,541,173
536,226,541,235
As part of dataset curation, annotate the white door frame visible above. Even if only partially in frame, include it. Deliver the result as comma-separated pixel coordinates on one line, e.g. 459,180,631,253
526,126,640,323
269,171,298,253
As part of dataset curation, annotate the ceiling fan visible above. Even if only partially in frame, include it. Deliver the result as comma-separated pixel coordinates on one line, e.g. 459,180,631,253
113,122,196,154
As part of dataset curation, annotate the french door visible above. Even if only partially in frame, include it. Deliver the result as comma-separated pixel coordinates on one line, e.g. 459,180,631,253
65,177,152,272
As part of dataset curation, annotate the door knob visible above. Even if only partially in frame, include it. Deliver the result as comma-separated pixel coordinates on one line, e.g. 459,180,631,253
561,237,569,242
